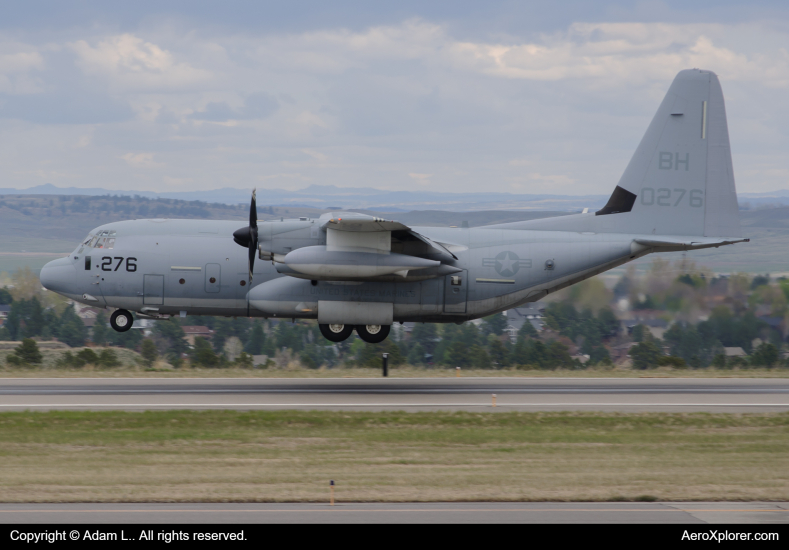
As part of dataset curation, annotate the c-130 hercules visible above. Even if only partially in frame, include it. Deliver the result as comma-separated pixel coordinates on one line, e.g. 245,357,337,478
41,69,747,344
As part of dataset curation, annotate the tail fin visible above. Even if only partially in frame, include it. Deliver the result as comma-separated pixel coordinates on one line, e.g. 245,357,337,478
596,69,741,237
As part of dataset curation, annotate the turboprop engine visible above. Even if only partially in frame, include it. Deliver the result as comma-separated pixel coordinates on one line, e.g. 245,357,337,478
240,208,463,283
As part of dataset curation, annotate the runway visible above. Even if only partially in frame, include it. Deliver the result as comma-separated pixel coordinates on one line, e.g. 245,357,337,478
1,377,789,412
0,502,787,524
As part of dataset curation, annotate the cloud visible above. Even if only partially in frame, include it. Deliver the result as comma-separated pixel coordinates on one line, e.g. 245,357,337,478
1,19,789,195
408,172,432,186
190,92,278,122
445,23,789,88
70,34,212,90
0,50,43,73
163,176,193,185
121,152,162,168
0,43,45,94
302,149,328,161
0,91,134,124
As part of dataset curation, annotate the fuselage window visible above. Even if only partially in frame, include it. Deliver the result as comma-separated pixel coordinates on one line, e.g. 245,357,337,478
85,256,91,271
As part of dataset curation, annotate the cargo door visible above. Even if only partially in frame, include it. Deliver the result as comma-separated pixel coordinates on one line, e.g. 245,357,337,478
443,269,468,313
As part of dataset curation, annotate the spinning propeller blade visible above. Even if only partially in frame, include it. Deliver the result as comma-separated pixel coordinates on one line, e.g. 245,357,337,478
232,189,258,283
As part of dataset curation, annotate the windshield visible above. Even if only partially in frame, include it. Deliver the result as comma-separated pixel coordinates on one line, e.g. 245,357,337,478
92,230,116,249
77,230,116,253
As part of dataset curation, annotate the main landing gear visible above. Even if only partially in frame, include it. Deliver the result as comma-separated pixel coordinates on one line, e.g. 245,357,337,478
110,309,134,332
318,324,391,343
355,324,390,344
319,323,354,342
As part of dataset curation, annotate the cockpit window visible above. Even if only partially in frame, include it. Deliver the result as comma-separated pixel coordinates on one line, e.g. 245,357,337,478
92,230,116,249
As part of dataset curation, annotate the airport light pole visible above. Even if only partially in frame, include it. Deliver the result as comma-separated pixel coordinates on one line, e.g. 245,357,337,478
382,353,389,377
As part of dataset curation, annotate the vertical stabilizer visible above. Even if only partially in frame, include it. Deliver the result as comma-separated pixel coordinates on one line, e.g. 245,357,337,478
596,69,741,237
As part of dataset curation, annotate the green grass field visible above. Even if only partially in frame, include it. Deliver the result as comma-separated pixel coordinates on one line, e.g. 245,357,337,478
1,410,787,502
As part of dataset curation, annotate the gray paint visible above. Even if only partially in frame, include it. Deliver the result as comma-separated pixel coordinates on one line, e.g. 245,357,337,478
1,502,786,524
317,301,394,325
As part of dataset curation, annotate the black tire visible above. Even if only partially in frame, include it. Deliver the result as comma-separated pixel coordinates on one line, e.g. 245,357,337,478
355,324,391,344
110,309,134,332
319,323,354,342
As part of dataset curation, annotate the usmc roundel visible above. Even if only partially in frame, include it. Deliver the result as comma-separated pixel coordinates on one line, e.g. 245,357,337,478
482,251,532,277
495,251,520,277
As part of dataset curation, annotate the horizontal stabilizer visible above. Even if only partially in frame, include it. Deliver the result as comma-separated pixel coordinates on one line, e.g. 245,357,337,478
634,236,749,251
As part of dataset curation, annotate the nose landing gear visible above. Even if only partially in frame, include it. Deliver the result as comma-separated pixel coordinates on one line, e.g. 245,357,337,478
110,309,134,332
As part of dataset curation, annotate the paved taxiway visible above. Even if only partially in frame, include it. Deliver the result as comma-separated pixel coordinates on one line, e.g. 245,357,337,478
1,502,787,524
1,377,788,412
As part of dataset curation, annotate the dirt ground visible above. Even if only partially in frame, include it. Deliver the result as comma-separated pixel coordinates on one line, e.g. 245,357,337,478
1,349,789,379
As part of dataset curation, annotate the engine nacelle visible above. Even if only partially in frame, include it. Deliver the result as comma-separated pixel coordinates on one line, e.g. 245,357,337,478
279,245,440,279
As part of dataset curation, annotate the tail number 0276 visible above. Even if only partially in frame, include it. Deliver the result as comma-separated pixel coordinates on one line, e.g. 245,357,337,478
101,257,137,272
641,188,703,207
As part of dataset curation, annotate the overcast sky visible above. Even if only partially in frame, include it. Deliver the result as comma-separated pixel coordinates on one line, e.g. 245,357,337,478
1,1,788,196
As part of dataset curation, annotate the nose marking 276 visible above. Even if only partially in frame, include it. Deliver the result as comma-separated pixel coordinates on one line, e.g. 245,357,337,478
101,256,137,272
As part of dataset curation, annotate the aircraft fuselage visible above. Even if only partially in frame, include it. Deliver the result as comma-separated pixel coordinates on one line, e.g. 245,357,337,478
41,216,643,323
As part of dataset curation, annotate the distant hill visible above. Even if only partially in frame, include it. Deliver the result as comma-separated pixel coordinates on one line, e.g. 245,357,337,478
3,183,788,211
0,193,568,243
0,183,608,211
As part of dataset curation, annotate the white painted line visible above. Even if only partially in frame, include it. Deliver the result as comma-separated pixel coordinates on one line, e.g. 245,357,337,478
0,507,782,514
1,403,788,408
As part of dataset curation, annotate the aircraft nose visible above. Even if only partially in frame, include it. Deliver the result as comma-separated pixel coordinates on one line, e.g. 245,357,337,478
40,256,77,295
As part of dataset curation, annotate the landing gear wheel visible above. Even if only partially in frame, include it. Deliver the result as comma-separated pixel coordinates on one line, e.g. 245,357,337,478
110,309,134,332
319,323,354,342
355,324,391,344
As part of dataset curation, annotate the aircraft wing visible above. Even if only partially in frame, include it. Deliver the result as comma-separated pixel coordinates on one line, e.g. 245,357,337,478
317,212,458,261
319,212,410,232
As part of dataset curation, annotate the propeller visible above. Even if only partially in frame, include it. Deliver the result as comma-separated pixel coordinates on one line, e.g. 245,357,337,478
232,189,258,283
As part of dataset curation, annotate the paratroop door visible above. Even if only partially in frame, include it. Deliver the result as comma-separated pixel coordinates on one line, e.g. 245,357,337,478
205,263,221,293
143,274,164,305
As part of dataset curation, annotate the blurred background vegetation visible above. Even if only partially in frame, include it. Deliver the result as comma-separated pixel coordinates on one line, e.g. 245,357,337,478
2,252,789,372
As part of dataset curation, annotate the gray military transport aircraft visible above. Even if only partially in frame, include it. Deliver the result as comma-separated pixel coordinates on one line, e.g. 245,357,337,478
40,69,747,344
